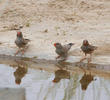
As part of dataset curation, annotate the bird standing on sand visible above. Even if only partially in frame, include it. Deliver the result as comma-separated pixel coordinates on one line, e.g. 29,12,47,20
54,43,74,60
80,40,97,63
15,31,30,55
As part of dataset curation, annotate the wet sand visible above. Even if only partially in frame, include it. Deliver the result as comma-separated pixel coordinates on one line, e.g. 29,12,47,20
0,0,110,64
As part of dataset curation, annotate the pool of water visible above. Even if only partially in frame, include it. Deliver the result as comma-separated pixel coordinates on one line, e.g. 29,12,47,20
0,55,110,100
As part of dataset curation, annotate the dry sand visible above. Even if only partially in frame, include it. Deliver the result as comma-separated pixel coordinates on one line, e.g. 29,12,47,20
0,0,110,64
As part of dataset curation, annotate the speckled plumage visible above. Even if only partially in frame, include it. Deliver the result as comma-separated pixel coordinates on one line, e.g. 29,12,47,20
81,40,97,55
15,32,30,48
15,31,30,55
80,40,97,63
54,43,74,58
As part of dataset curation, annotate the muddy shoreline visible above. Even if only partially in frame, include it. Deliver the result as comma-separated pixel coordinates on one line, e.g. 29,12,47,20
0,54,110,80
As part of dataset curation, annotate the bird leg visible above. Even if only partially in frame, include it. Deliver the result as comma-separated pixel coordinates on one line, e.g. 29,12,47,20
56,55,61,59
15,48,25,56
80,54,87,62
88,54,92,64
21,46,29,55
24,45,29,50
22,46,29,55
21,48,26,55
15,49,21,56
21,49,25,55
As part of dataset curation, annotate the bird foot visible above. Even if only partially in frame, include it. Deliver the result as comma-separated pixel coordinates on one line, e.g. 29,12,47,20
56,56,61,59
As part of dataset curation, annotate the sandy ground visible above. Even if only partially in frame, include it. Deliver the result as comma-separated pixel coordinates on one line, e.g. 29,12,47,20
0,0,110,64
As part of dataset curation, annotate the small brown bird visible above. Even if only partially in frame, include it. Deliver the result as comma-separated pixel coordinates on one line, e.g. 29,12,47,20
14,66,27,85
15,31,30,55
52,69,70,83
80,40,97,63
54,43,74,60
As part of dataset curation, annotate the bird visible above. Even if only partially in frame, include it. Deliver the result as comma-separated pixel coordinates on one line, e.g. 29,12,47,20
80,40,97,63
52,69,70,83
54,42,74,60
15,31,30,55
14,65,27,85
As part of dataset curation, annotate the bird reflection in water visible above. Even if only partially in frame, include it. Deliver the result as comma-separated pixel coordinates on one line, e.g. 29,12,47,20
53,61,70,83
13,60,28,85
55,60,71,70
80,73,94,90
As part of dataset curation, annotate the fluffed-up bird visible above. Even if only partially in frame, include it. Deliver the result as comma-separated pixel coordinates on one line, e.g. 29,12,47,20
80,40,97,63
54,42,74,60
15,31,30,55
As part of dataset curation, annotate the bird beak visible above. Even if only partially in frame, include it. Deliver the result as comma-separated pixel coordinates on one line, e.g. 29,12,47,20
54,43,56,47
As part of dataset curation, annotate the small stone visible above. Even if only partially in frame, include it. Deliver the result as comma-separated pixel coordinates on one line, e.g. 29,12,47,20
44,29,48,33
57,33,59,35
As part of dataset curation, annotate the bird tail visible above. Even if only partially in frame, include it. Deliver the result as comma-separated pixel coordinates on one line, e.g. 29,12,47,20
65,43,75,51
92,46,97,50
25,39,30,42
68,43,75,46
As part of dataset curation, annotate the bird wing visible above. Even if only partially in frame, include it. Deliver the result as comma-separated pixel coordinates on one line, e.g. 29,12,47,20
22,38,30,45
88,45,97,51
63,44,72,52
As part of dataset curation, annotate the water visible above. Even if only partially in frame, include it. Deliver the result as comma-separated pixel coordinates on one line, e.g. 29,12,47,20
0,55,110,100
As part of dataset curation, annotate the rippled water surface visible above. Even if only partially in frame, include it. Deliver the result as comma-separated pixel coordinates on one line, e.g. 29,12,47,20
0,55,110,100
